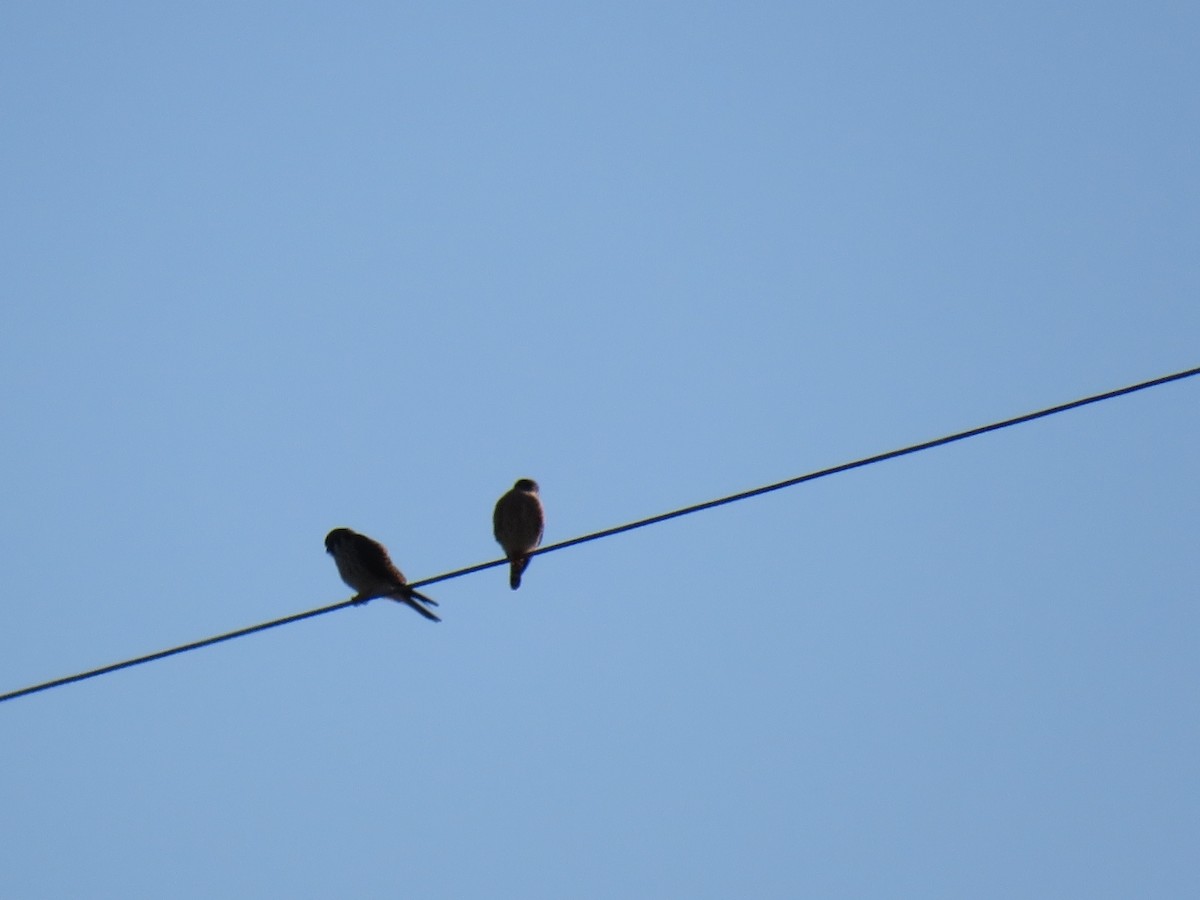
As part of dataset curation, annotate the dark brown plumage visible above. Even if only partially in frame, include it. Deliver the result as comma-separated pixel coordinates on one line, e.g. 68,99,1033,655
492,478,545,590
324,527,440,622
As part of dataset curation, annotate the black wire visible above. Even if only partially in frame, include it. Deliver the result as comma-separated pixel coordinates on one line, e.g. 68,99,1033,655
3,364,1197,706
0,601,359,704
410,363,1200,588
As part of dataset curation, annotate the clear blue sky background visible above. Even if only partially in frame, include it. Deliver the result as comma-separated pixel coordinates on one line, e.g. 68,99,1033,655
2,3,1197,897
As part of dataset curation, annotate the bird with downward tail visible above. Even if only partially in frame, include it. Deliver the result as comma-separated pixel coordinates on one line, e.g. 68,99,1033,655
493,478,545,590
324,527,440,622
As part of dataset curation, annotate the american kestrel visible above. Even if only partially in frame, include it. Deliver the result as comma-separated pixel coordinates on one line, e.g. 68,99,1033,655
324,527,440,622
493,478,545,590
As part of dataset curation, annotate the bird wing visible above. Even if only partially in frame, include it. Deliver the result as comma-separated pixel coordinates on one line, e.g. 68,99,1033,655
493,492,514,541
494,490,544,553
350,530,408,584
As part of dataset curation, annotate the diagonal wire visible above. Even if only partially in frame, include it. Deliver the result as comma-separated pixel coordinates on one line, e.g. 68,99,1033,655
0,601,360,704
2,364,1197,706
411,363,1200,588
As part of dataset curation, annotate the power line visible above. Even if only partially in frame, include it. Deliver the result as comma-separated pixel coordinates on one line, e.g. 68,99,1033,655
415,363,1200,588
2,364,1197,706
0,600,360,705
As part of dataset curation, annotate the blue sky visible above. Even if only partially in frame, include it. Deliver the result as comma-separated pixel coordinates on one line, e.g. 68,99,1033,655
2,2,1197,897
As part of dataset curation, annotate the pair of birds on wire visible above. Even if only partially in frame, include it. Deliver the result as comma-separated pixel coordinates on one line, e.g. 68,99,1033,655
324,479,544,623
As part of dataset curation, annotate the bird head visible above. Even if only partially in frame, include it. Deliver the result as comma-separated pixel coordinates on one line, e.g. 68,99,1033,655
514,478,539,493
324,528,355,554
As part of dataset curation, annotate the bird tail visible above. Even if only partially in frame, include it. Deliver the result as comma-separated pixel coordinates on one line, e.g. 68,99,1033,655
410,588,438,607
405,597,442,622
509,556,530,590
388,588,441,622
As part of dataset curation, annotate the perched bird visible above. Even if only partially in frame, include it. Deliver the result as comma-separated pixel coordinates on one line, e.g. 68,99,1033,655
493,478,545,590
324,527,440,622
